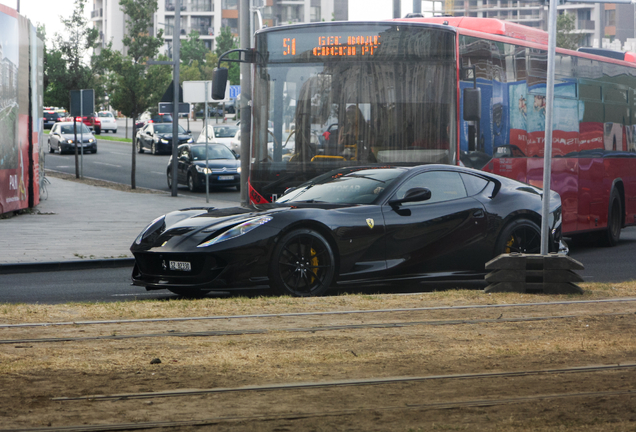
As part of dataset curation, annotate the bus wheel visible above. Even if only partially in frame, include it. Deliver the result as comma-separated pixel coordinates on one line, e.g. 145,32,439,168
270,229,335,297
495,219,541,256
604,189,622,247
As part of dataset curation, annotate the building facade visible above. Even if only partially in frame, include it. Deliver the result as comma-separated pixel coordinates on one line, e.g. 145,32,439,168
92,0,348,57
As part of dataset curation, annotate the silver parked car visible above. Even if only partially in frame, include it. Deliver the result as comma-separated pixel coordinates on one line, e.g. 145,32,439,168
48,122,97,154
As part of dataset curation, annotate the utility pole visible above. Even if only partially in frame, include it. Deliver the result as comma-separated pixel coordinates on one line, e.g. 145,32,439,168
171,0,181,197
239,0,251,205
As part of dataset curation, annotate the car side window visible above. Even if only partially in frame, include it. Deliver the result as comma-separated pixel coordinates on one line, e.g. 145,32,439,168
395,171,467,205
51,124,58,133
460,173,490,196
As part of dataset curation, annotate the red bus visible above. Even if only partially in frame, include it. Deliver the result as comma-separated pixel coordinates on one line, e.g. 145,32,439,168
218,17,636,246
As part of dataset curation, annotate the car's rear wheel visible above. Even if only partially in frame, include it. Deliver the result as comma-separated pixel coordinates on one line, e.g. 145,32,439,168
167,170,173,189
187,172,198,192
48,141,54,153
95,127,101,135
137,140,144,153
269,229,336,297
495,219,541,256
603,189,622,247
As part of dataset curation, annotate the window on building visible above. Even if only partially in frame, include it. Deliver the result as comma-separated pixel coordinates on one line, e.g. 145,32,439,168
192,16,213,35
310,6,321,22
222,0,238,9
222,18,238,34
605,9,616,27
191,0,213,12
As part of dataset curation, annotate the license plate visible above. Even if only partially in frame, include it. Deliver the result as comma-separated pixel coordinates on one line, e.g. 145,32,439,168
169,261,191,271
218,175,234,181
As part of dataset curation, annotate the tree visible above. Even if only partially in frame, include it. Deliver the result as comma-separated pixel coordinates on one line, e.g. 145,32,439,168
557,13,583,51
104,0,170,189
181,31,209,67
40,0,102,109
215,27,239,85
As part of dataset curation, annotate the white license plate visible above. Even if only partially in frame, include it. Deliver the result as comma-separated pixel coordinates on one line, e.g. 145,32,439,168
218,175,234,181
169,261,191,271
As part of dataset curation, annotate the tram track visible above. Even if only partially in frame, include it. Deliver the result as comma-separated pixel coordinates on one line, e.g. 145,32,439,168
2,297,635,329
1,310,633,345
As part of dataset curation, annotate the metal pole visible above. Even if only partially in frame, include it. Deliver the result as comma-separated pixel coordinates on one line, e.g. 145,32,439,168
80,91,84,178
540,0,557,255
239,0,251,206
171,0,181,197
205,81,210,203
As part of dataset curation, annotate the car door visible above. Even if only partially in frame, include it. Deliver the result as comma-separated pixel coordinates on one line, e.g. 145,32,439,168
381,170,489,278
176,146,191,184
142,124,154,149
49,124,59,149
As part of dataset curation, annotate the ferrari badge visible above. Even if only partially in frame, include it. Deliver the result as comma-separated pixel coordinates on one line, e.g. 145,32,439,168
366,218,374,229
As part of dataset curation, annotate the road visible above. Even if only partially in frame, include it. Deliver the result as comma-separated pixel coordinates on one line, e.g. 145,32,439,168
105,116,228,142
1,228,635,304
44,133,241,201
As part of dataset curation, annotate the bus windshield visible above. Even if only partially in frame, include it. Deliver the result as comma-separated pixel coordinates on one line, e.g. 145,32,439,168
251,23,457,202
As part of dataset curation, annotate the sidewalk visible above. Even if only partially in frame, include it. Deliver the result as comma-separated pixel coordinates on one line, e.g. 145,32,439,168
0,175,237,272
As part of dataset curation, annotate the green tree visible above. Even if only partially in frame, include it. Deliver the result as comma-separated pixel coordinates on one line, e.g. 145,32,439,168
40,0,102,110
104,0,170,189
180,60,202,84
557,13,583,51
181,31,209,67
215,27,239,85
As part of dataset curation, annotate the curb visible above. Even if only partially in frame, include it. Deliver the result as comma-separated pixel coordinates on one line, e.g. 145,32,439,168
0,258,135,275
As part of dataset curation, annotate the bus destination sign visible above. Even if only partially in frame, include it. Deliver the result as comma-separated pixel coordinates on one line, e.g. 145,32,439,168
282,35,381,58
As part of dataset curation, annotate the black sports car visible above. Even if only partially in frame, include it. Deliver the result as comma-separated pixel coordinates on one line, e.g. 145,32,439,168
131,165,565,297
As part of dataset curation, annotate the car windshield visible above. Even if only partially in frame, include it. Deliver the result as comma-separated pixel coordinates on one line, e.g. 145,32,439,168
98,112,114,118
276,168,403,204
191,145,235,160
213,126,238,138
60,124,91,134
154,124,186,134
154,114,173,122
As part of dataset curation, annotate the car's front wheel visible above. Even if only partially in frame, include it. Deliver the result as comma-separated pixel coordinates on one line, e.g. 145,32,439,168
495,218,541,256
167,170,173,189
48,140,54,153
187,172,198,192
151,142,157,155
269,229,336,297
137,140,144,153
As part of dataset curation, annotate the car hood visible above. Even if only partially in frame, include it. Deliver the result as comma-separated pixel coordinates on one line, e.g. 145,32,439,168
158,133,192,140
60,132,94,139
193,160,240,169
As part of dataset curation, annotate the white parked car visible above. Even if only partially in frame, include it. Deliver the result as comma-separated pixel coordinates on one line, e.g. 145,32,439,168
97,111,118,133
196,125,239,149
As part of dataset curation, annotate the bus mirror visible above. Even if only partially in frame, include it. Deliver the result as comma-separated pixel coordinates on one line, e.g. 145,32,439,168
463,88,481,121
212,68,229,100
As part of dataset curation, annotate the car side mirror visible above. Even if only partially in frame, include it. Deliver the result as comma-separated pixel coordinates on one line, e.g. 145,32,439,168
388,187,432,208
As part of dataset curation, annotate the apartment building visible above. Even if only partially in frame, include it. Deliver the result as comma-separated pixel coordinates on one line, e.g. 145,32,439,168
92,0,348,57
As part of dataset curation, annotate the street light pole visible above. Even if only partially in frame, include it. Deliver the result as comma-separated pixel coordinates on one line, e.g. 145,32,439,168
171,0,181,197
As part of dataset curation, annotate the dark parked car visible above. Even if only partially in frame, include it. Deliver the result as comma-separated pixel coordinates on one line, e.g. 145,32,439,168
166,143,241,192
195,106,224,119
47,122,97,154
135,113,173,129
43,110,62,129
136,123,193,155
131,165,565,297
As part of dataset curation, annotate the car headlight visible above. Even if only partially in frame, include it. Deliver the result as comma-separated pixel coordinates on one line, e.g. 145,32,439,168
67,139,74,144
89,138,94,143
196,166,212,174
237,167,241,174
161,138,170,143
187,138,193,143
134,215,166,245
197,216,273,247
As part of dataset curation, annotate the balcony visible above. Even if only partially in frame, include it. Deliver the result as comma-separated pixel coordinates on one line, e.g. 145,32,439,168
577,20,595,31
91,8,103,19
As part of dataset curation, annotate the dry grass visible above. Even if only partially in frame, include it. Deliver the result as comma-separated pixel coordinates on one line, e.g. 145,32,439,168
0,280,634,324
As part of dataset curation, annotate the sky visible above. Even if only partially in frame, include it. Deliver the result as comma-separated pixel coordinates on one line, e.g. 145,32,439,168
0,0,415,43
0,0,90,42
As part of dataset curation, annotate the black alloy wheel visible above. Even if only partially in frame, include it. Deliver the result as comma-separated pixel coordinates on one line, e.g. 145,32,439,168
604,189,622,247
495,218,541,256
137,140,144,153
269,229,336,297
